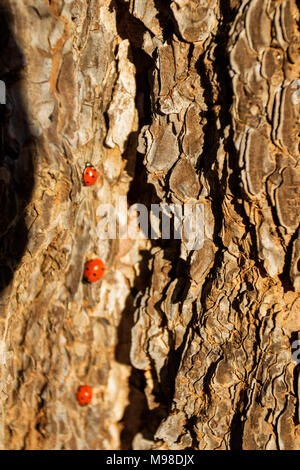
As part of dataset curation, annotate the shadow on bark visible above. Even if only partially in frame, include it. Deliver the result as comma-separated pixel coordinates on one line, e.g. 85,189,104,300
0,7,34,300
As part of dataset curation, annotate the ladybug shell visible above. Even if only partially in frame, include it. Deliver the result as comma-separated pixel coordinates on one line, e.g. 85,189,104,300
83,165,98,186
83,259,105,283
77,385,92,406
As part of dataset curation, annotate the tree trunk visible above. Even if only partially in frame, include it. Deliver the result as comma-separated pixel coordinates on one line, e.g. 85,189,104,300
0,0,299,450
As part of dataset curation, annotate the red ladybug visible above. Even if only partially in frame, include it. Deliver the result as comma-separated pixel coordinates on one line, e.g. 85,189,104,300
83,258,105,282
83,163,98,186
77,385,92,405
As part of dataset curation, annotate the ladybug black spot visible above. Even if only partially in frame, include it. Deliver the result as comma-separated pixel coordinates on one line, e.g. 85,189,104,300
93,273,96,276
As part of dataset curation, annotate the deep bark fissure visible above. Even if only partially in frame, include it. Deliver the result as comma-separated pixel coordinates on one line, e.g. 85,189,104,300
111,0,162,448
229,387,248,450
279,224,300,292
152,0,176,43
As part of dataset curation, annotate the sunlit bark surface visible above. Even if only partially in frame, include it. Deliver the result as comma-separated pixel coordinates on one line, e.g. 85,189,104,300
0,0,299,450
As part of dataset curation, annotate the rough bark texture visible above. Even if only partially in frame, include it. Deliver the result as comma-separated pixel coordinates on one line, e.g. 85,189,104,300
0,0,299,450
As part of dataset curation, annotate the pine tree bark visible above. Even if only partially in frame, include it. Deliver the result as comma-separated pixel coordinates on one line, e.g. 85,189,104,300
0,0,299,450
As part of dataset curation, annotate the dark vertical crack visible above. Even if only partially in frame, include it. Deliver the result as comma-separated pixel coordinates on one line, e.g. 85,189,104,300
279,224,300,292
229,387,248,449
152,0,176,43
111,0,159,449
